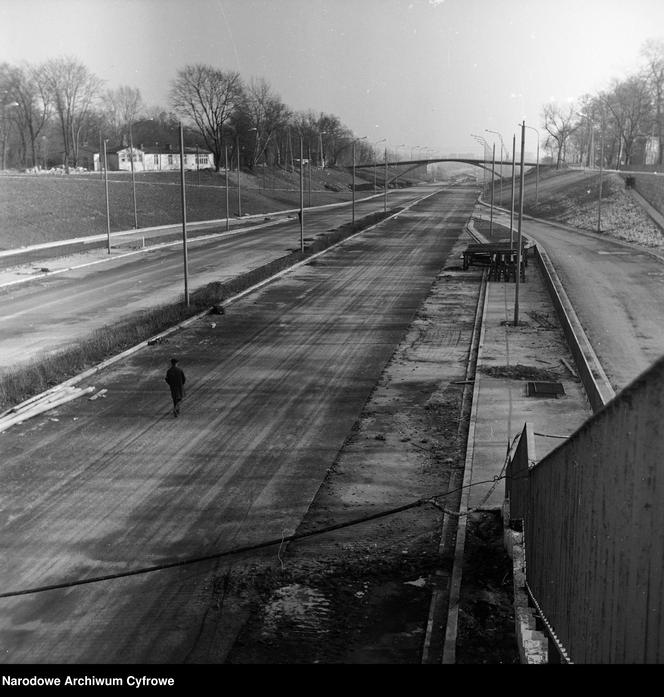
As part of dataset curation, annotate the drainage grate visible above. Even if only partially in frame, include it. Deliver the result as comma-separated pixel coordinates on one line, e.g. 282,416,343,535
526,381,565,398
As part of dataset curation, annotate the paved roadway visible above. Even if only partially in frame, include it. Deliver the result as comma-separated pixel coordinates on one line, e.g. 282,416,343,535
0,186,478,663
0,189,421,371
490,206,664,391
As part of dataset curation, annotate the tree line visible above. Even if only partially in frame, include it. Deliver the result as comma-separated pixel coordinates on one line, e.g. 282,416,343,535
0,56,385,173
541,38,664,169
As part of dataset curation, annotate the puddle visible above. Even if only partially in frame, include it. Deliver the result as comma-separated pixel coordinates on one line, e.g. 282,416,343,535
260,583,331,638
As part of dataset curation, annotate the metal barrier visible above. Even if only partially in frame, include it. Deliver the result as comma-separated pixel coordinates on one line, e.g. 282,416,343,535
506,353,664,663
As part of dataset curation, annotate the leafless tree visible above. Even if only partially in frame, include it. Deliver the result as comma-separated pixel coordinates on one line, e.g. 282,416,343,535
542,101,578,168
244,77,290,167
43,56,103,172
105,85,144,143
602,77,652,166
640,38,664,165
170,64,245,171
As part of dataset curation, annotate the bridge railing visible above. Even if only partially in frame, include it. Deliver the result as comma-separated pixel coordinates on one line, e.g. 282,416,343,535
506,353,664,663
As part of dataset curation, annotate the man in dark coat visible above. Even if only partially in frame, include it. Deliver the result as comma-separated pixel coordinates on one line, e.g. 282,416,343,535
165,358,186,417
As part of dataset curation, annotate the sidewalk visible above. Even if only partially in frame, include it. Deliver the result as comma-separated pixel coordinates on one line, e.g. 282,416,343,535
464,261,593,512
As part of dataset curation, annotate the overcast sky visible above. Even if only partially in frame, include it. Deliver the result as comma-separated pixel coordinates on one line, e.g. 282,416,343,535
2,0,663,158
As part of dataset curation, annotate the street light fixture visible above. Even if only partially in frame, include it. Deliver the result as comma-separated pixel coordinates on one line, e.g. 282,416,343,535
523,124,540,205
372,138,386,192
178,122,190,306
102,139,111,254
352,136,367,223
576,112,604,232
486,129,505,206
128,121,139,229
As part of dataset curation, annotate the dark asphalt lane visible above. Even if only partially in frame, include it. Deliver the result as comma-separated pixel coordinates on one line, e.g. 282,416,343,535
0,189,427,370
0,186,479,663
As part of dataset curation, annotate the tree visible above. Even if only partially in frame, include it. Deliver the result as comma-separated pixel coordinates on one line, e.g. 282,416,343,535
43,56,103,172
104,85,143,144
542,102,578,168
0,62,51,169
641,38,664,165
602,77,652,166
170,64,245,172
243,77,290,168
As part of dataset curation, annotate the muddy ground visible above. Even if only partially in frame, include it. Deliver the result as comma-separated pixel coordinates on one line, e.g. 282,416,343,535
214,234,518,664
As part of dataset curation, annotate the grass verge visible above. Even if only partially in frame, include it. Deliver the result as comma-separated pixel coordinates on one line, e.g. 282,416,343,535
0,209,399,412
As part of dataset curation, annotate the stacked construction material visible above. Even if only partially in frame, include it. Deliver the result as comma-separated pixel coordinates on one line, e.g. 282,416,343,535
0,385,96,433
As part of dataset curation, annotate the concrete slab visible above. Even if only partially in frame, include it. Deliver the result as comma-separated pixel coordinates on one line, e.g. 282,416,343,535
466,261,593,510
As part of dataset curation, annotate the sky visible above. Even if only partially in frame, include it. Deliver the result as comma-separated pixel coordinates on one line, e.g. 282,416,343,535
1,0,664,159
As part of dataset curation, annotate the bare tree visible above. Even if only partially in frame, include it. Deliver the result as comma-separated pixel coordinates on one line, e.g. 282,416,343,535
170,64,245,172
244,77,290,167
43,56,103,172
602,76,652,166
640,38,664,165
105,85,143,143
542,102,578,168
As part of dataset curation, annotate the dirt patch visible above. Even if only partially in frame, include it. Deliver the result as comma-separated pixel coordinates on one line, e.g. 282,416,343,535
455,511,519,664
481,363,561,381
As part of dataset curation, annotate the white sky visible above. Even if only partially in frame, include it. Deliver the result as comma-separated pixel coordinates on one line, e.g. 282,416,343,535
1,0,663,158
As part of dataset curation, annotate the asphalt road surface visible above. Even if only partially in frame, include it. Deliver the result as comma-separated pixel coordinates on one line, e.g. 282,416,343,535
0,186,478,663
490,206,664,391
0,189,423,371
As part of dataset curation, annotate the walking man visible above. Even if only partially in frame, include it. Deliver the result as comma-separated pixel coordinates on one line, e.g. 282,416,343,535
165,357,186,417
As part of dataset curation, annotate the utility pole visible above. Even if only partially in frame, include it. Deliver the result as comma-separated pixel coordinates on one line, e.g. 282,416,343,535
236,134,241,217
510,134,516,249
299,136,304,252
514,121,526,326
224,143,229,231
489,143,495,237
384,147,388,214
352,139,356,224
103,139,111,253
179,122,189,306
598,114,605,233
128,122,138,229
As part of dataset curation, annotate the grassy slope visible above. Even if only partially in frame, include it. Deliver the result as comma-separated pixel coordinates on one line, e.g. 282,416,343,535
0,165,417,250
498,168,664,250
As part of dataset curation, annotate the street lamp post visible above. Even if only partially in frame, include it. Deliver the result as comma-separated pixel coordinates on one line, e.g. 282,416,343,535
102,139,111,254
352,136,367,224
371,138,386,193
486,129,505,206
510,133,516,249
299,135,304,252
577,112,603,232
179,122,189,306
236,134,242,217
514,121,526,326
319,130,327,168
489,142,495,236
128,121,138,229
524,124,540,205
471,134,489,201
224,143,230,231
384,146,388,213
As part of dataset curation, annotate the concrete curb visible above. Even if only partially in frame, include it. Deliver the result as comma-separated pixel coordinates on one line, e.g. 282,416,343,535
442,271,490,664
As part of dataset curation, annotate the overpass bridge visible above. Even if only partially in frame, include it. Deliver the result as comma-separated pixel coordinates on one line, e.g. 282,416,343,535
349,157,547,186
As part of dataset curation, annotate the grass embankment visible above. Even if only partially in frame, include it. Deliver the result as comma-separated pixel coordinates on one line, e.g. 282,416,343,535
0,165,413,250
493,168,664,250
0,209,400,411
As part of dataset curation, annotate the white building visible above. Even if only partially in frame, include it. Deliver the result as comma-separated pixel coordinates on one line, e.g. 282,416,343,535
94,145,214,172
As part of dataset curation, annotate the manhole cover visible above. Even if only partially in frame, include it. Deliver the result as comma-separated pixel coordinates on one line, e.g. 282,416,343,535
526,381,565,397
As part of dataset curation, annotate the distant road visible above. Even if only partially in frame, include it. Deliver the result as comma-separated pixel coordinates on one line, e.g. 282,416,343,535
491,206,664,391
0,186,478,663
0,188,428,371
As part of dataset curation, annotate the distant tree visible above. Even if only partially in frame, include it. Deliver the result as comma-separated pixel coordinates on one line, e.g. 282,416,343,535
104,85,144,144
542,102,578,168
243,78,290,168
170,64,245,172
640,38,664,164
43,56,103,172
0,62,51,169
602,76,652,166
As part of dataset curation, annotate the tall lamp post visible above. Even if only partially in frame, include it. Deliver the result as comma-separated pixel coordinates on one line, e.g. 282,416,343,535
486,129,505,206
523,124,540,205
384,146,388,213
128,121,139,229
299,134,304,252
319,130,327,168
577,112,604,232
372,138,386,192
102,139,111,253
236,133,242,217
179,122,189,306
514,121,526,326
471,134,490,200
352,136,367,223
